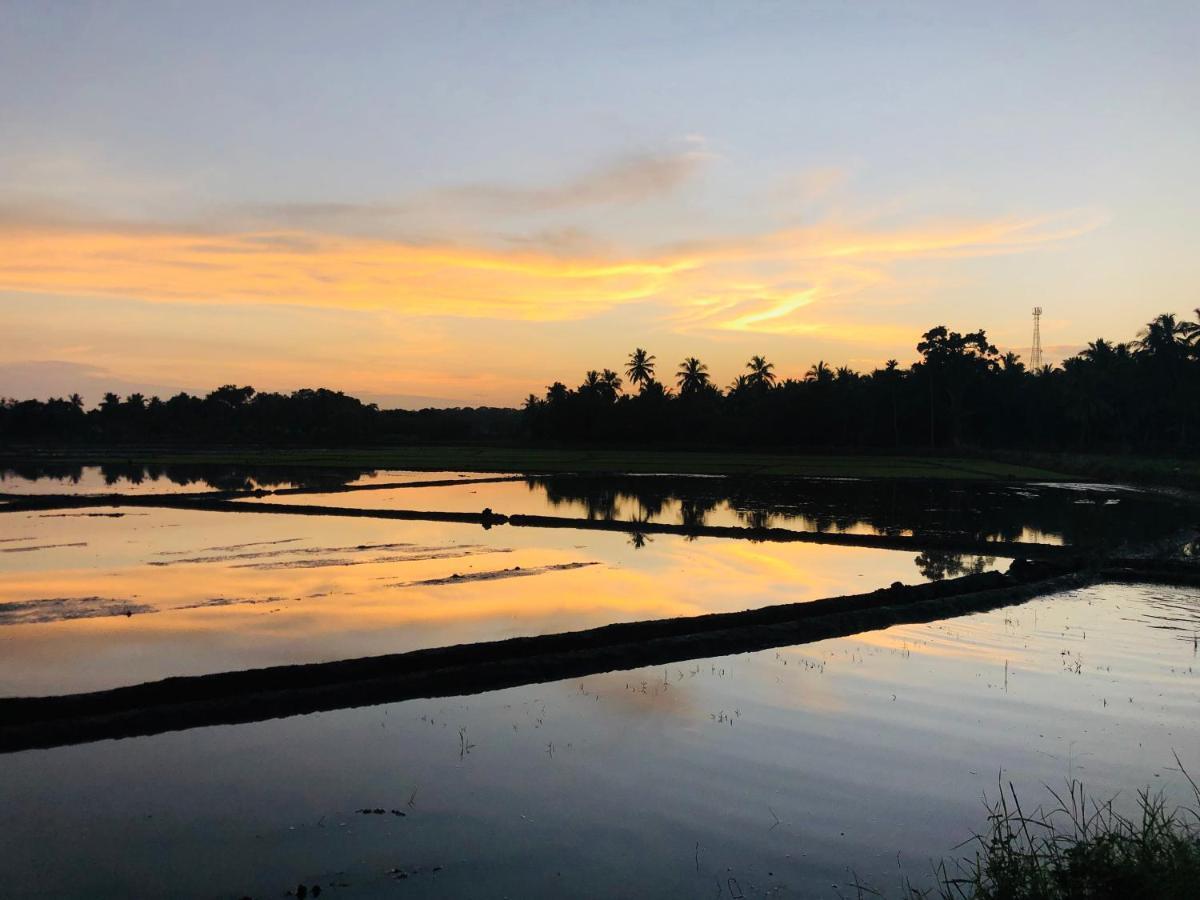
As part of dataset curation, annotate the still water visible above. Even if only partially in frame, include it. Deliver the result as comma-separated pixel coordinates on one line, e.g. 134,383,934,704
1,583,1197,898
1,466,1197,898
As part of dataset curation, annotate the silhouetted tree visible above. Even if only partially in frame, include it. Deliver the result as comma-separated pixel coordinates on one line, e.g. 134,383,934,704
7,313,1200,454
745,355,777,388
805,361,832,384
915,326,999,447
625,348,656,389
676,357,711,395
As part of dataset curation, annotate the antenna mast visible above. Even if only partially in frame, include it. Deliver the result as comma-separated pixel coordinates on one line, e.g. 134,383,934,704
1030,307,1043,369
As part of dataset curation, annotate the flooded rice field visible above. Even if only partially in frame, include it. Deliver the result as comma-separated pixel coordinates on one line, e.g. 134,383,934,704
1,464,1198,898
2,502,941,697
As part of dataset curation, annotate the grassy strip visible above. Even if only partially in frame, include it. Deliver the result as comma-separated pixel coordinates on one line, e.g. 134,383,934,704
0,445,1070,480
991,450,1200,491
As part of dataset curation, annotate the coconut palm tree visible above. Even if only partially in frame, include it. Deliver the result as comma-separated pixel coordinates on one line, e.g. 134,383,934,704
625,348,656,388
676,357,710,394
580,369,622,403
1000,352,1025,373
745,355,777,387
1183,309,1200,350
804,361,832,384
1135,313,1189,359
600,368,623,401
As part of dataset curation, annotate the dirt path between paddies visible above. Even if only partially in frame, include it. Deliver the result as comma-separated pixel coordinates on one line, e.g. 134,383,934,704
0,491,1076,561
6,558,1198,754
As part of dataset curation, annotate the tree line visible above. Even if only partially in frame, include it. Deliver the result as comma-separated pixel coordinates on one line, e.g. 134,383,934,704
0,385,519,445
522,313,1200,451
2,312,1198,451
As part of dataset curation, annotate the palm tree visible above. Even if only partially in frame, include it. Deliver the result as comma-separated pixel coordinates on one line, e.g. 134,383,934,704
1134,313,1194,446
1135,313,1189,358
874,360,902,446
600,368,623,401
804,361,832,384
676,357,710,394
1000,352,1025,373
1182,310,1200,350
580,370,621,403
625,348,656,388
745,355,777,387
1080,339,1114,363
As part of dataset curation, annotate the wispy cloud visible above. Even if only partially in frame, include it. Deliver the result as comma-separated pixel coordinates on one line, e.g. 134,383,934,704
0,207,1105,334
664,209,1108,336
236,148,711,235
433,149,709,214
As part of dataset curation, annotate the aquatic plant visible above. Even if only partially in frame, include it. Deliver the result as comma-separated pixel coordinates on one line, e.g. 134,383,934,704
934,759,1200,899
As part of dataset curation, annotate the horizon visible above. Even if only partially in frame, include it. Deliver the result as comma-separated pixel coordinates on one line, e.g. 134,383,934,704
0,309,1185,413
2,2,1198,407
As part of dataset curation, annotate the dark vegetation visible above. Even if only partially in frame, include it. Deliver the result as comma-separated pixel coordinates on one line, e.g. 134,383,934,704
524,314,1200,451
3,314,1200,453
922,768,1200,900
0,385,518,445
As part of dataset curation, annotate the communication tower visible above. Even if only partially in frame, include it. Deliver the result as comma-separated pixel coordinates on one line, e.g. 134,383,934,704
1030,307,1043,369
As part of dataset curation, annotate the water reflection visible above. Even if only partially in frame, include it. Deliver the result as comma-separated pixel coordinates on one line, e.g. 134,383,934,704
913,549,994,581
0,583,1196,899
7,465,1190,553
529,474,1186,547
2,467,1193,698
0,503,938,696
229,471,1191,548
1,461,377,494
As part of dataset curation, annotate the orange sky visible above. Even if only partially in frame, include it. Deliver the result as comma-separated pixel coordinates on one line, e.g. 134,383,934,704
1,4,1197,406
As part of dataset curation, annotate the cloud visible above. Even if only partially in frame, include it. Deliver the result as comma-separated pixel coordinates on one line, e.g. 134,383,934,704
0,205,1105,335
235,148,711,236
433,149,709,214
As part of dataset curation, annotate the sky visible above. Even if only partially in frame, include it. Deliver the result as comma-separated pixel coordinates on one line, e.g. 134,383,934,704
1,1,1198,407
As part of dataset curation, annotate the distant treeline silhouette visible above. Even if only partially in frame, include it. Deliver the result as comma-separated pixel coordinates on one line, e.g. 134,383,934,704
523,314,1200,451
2,313,1198,450
0,386,518,445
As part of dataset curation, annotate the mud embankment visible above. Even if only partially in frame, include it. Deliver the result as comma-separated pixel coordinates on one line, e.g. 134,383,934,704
0,560,1102,754
0,491,1075,560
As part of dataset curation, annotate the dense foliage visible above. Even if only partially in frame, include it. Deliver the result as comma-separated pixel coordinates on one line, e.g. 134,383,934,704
523,313,1200,451
3,313,1198,450
0,386,518,445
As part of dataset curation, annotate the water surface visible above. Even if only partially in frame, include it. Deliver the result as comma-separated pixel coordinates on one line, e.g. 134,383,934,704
1,582,1196,898
0,502,942,696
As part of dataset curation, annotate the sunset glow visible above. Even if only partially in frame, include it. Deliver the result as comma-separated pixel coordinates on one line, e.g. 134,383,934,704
1,3,1196,405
